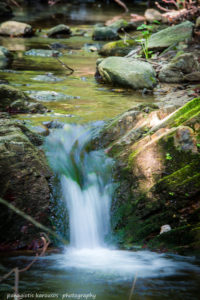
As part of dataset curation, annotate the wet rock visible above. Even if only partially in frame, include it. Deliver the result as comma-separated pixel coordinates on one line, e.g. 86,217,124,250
83,43,100,52
92,26,120,41
31,125,49,137
31,73,64,82
99,39,137,57
43,120,64,129
0,46,12,69
50,42,67,50
0,84,47,113
159,53,200,83
0,2,13,20
26,90,79,102
144,9,163,23
25,49,62,57
47,24,71,38
0,118,52,250
148,21,194,50
0,21,33,37
97,57,157,89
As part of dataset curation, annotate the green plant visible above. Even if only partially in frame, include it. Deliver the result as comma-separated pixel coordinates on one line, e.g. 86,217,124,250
136,24,153,60
166,153,173,160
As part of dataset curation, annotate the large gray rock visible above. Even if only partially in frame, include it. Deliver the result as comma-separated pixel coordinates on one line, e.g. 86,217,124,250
159,53,200,83
92,26,120,41
148,21,194,49
0,46,12,69
0,21,33,37
47,24,71,38
97,56,157,89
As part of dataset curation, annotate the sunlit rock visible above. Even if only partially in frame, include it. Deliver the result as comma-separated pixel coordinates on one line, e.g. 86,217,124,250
0,21,33,37
160,225,171,234
97,57,157,89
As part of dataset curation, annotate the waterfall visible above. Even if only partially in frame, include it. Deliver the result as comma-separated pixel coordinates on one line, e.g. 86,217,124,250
45,123,114,249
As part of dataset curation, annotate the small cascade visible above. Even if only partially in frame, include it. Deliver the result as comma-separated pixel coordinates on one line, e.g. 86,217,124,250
45,124,114,249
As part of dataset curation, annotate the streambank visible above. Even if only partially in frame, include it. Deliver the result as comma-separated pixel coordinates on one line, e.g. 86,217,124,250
93,97,200,255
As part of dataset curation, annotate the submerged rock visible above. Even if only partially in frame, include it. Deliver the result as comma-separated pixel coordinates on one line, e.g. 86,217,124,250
159,53,200,83
148,21,194,50
31,73,64,82
25,49,62,57
92,26,120,41
0,118,52,250
0,21,33,37
96,57,157,89
26,90,79,102
47,24,71,38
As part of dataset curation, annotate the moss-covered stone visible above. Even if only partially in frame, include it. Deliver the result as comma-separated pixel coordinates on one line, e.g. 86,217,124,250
0,118,52,250
0,84,47,114
97,57,157,89
99,39,137,57
99,97,200,253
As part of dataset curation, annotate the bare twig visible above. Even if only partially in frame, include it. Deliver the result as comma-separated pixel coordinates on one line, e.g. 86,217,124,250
8,0,21,8
48,0,61,6
114,0,129,13
55,56,74,76
128,273,138,300
47,45,74,76
0,234,50,299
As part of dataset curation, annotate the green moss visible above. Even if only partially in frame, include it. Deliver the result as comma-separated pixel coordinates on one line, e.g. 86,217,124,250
99,39,137,56
164,97,200,127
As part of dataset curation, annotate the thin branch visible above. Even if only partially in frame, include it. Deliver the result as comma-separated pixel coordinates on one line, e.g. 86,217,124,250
55,56,74,76
0,197,68,245
128,273,138,300
113,0,129,13
48,45,74,76
155,2,172,12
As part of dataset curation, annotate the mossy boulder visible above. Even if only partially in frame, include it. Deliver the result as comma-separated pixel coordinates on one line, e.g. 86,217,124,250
0,84,47,113
0,118,52,250
148,21,194,50
0,21,33,37
96,57,157,89
99,39,137,57
47,24,71,38
99,97,200,253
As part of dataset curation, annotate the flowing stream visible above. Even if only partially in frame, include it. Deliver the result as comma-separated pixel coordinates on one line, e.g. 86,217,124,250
0,2,200,299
